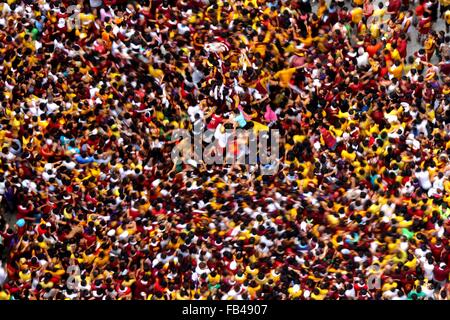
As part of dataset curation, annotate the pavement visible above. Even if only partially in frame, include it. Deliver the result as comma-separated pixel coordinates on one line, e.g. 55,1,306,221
0,205,15,229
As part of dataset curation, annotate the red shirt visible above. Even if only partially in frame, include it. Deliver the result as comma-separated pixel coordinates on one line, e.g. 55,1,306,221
129,207,141,219
83,232,96,246
319,128,337,149
431,242,444,260
433,265,450,282
207,114,223,130
397,39,408,58
379,66,389,78
349,82,363,92
416,4,425,17
388,0,401,13
16,204,32,219
371,110,384,124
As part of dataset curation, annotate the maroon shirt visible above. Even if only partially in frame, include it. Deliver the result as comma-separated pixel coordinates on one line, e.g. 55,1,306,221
434,265,450,282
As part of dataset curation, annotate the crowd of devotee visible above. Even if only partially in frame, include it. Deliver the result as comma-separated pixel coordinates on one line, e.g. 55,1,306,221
0,0,450,300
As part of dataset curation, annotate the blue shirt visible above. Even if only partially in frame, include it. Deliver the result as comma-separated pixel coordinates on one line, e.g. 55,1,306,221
60,136,74,145
75,154,95,164
68,146,80,154
35,21,43,32
234,112,247,128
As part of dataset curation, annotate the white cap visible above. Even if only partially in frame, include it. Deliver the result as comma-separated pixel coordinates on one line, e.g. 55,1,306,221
151,179,161,188
107,229,116,237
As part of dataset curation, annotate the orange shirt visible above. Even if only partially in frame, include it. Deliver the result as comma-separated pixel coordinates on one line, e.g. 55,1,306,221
367,43,382,57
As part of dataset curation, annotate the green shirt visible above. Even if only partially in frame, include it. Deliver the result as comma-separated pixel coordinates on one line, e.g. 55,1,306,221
32,28,39,39
407,290,426,300
402,228,414,240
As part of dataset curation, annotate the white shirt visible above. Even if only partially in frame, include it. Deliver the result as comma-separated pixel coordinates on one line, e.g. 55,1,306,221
432,176,444,191
62,160,77,170
357,52,369,68
214,124,231,148
392,295,408,300
177,23,190,35
345,287,356,299
90,0,103,7
422,286,435,298
416,119,429,136
416,170,432,190
423,261,434,280
188,105,203,122
0,265,6,286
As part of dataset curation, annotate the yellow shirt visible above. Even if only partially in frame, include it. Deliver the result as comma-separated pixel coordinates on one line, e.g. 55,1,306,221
342,150,356,162
391,49,401,61
95,255,110,267
245,265,259,277
311,290,327,300
424,37,435,52
288,286,302,298
248,285,261,298
252,121,269,134
0,291,10,300
370,23,380,38
445,10,450,24
82,252,96,265
274,67,297,87
19,271,32,282
351,7,364,24
244,0,258,8
389,64,403,79
149,65,164,81
373,8,386,20
208,273,221,285
79,13,95,27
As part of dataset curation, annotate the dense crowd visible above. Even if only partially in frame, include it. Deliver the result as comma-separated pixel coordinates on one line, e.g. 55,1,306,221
0,0,450,300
